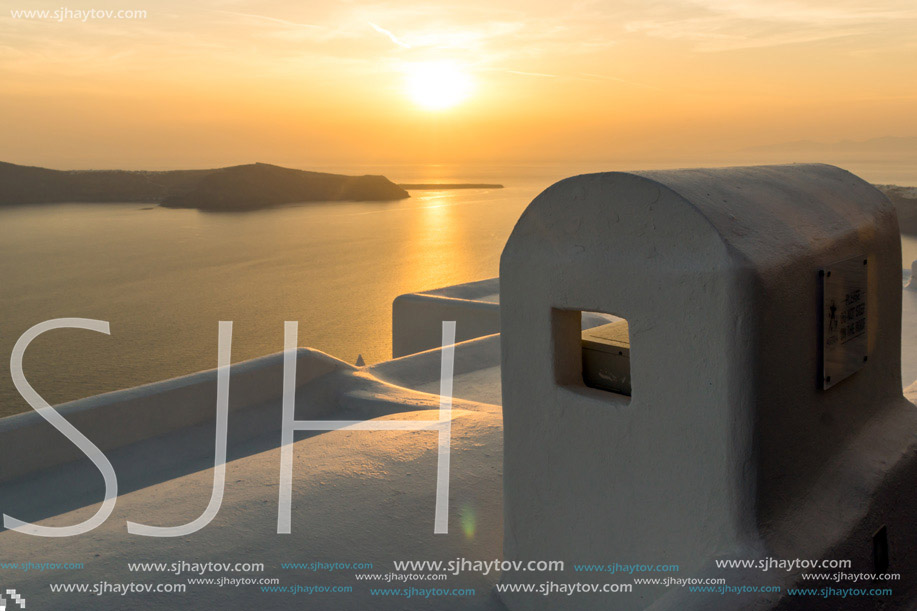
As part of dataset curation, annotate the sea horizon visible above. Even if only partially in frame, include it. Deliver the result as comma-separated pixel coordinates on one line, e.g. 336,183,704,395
1,158,915,419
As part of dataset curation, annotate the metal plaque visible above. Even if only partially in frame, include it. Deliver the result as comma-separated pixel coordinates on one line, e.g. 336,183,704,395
821,255,868,390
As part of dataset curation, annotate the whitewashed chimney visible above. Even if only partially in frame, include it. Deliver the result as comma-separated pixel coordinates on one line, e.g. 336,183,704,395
499,164,917,610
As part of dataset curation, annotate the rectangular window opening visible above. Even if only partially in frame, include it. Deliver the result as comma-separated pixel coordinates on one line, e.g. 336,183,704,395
581,312,631,397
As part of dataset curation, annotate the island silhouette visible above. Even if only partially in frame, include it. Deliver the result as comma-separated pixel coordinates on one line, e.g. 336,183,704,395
0,161,410,211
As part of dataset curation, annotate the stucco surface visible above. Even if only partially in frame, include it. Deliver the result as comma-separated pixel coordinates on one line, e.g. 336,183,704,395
499,164,914,610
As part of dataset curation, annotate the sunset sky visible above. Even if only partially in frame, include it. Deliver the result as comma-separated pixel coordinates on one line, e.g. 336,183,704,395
1,0,916,169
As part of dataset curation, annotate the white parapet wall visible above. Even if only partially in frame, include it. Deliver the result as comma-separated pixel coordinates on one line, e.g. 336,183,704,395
0,348,352,484
499,164,917,610
392,278,501,357
392,277,622,358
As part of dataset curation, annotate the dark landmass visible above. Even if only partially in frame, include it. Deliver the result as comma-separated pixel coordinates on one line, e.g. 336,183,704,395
398,183,504,190
162,163,408,210
0,160,208,205
1,159,913,227
876,185,917,236
0,161,409,211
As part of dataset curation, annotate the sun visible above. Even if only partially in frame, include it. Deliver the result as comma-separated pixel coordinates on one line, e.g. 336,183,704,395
403,61,473,111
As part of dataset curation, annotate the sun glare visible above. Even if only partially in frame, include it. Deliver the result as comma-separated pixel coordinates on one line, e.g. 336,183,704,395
403,61,473,111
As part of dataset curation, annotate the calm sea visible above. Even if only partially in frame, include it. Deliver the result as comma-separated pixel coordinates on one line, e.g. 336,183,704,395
1,161,915,417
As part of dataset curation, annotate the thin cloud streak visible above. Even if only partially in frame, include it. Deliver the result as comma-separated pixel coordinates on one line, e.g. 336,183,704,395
369,22,411,48
624,0,917,52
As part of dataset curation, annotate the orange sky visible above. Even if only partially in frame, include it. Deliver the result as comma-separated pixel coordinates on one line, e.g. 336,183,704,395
1,0,916,169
